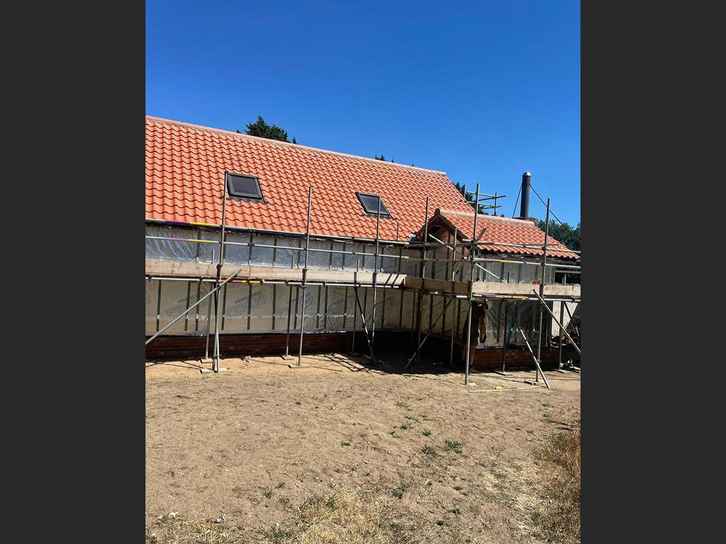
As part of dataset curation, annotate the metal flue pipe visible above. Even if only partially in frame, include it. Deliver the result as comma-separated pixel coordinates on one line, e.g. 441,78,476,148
520,172,531,219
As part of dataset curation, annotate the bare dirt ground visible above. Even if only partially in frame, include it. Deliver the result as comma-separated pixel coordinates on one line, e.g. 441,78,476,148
146,353,580,543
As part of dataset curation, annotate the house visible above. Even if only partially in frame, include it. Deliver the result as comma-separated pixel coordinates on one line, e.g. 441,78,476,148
145,116,580,372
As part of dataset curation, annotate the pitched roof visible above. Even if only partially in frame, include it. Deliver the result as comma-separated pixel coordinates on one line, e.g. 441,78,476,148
430,209,579,261
146,116,473,241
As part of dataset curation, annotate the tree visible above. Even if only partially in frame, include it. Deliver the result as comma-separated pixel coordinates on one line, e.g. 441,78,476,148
374,154,396,162
536,219,581,251
243,116,292,142
454,181,485,214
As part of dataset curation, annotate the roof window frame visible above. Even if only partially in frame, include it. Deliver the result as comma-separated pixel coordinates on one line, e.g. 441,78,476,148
226,172,264,201
355,191,391,217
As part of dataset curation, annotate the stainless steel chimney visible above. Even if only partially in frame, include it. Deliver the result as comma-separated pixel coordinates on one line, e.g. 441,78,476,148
520,172,532,219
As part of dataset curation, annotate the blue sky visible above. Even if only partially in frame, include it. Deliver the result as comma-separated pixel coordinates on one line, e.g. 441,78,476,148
147,0,580,224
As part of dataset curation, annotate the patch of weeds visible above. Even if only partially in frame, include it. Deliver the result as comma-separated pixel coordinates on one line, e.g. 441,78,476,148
445,440,464,454
422,429,432,437
390,480,411,499
147,514,248,544
532,419,581,544
278,496,291,508
399,423,411,431
389,430,399,438
263,523,293,543
340,440,351,447
421,445,438,457
262,488,404,543
261,486,273,499
404,415,419,422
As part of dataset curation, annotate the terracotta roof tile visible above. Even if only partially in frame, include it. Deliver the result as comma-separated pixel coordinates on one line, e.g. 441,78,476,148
145,115,576,264
432,208,579,261
146,116,472,241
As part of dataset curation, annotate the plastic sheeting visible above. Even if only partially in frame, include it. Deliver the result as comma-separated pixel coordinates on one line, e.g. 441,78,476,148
147,280,383,336
146,225,404,273
145,225,199,262
383,289,402,330
429,246,448,280
145,278,158,334
146,224,567,286
157,280,194,334
146,225,568,283
551,301,579,336
400,290,417,331
325,286,347,331
220,282,249,331
144,276,557,346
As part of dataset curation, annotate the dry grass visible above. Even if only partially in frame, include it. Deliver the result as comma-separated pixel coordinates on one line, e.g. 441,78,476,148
532,419,581,544
146,488,419,544
146,513,246,543
146,356,581,543
275,488,402,544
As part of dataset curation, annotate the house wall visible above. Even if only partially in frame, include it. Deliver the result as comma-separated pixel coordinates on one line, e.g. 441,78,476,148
145,224,409,274
146,223,567,284
551,301,580,336
145,277,471,339
478,299,549,349
145,223,574,362
419,225,562,284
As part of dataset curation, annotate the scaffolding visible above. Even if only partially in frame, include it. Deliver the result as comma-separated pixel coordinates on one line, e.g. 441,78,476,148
145,178,581,386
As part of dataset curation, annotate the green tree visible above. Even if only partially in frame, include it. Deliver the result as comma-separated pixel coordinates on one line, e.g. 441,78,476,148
454,181,485,214
243,116,292,142
374,154,396,162
536,219,581,251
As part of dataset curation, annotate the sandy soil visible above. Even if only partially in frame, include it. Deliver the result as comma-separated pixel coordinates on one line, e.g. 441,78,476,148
146,353,580,543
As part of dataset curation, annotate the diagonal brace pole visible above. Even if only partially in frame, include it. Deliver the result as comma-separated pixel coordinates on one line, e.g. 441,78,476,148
353,285,378,363
517,326,550,389
530,289,581,355
405,295,455,369
145,266,245,346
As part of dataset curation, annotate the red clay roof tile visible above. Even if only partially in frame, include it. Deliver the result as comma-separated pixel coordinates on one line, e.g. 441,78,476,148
431,209,578,261
145,116,575,263
146,116,472,241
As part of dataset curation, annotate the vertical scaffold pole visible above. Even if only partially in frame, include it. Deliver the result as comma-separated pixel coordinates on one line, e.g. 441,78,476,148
415,197,430,365
297,186,313,367
558,300,565,368
370,195,382,347
212,173,228,373
535,197,550,381
448,228,458,366
464,183,479,385
204,281,213,360
284,284,293,358
501,301,509,373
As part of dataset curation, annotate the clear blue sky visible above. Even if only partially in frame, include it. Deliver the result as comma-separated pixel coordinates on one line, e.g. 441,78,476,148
147,0,580,225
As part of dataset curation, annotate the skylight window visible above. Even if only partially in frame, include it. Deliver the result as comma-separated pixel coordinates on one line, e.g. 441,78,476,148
356,192,390,217
226,172,263,200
